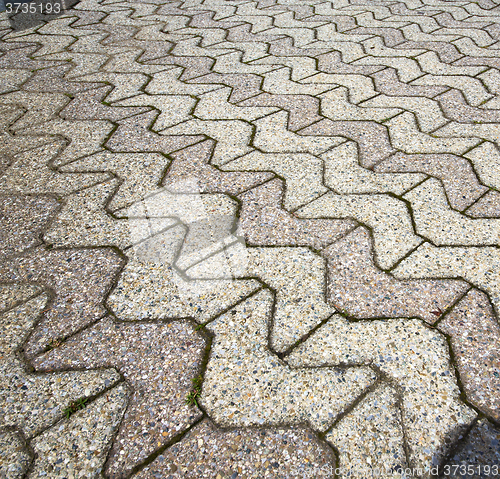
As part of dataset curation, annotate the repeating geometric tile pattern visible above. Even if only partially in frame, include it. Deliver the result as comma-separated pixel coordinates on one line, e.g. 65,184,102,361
0,0,500,477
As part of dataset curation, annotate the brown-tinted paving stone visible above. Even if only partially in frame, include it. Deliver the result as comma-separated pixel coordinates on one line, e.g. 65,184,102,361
21,64,105,93
0,45,61,70
299,119,395,168
33,317,207,478
375,152,488,211
239,93,323,131
323,227,469,323
106,111,203,153
371,67,447,98
466,190,500,217
439,289,500,421
0,141,110,195
437,89,500,123
0,294,120,438
238,179,356,249
0,246,124,357
163,139,273,195
0,195,59,260
134,419,336,479
59,85,150,121
444,419,500,478
0,429,31,478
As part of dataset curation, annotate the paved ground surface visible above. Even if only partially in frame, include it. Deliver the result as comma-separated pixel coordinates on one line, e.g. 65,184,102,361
1,0,500,477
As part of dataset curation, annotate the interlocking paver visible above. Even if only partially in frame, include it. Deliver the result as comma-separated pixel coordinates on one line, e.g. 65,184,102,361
1,0,500,476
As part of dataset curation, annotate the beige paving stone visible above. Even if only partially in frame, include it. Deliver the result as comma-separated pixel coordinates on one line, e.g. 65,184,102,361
202,290,376,430
29,385,128,479
404,178,500,245
393,243,500,316
301,72,378,103
59,150,172,211
325,384,408,478
252,110,345,155
194,86,278,120
375,152,488,211
0,194,60,259
0,91,69,131
361,93,448,132
161,118,253,165
297,192,422,269
108,224,260,322
464,141,500,190
386,112,481,155
0,430,31,479
238,178,356,249
0,142,109,196
411,74,492,106
146,67,221,95
288,315,476,475
224,150,329,209
262,67,334,96
320,87,401,122
323,141,424,194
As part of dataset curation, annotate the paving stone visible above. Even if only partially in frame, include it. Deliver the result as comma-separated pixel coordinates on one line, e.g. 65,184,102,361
0,294,120,438
134,419,336,479
2,0,500,473
404,178,500,246
0,430,31,479
287,315,476,474
224,150,330,210
439,289,500,422
444,419,500,477
163,140,273,195
105,111,204,155
323,141,424,195
323,227,469,323
33,318,207,477
0,246,124,357
299,119,396,168
238,178,356,249
375,152,488,211
202,290,377,430
0,194,60,259
0,283,43,313
29,385,128,479
325,384,408,477
297,192,422,269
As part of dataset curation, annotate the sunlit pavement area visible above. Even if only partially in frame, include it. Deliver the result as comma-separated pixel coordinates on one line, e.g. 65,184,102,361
1,0,500,477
